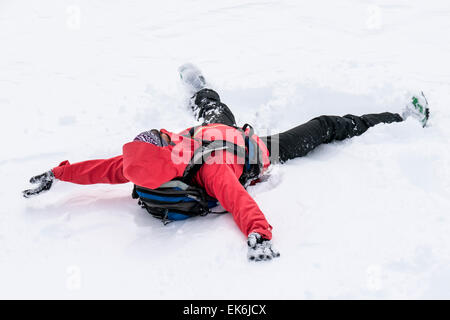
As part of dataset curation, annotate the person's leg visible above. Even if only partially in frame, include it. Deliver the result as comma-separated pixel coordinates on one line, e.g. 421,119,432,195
191,88,237,127
261,112,403,163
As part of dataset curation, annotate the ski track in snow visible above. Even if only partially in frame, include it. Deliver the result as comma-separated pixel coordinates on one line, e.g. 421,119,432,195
1,0,450,299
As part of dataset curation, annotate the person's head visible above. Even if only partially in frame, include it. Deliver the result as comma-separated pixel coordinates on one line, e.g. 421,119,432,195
134,129,170,146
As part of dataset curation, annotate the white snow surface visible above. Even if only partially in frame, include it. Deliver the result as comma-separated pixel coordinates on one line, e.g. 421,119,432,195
1,0,450,299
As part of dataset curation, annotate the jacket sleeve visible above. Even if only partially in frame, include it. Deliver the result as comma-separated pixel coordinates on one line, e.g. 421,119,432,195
198,163,273,240
51,155,129,185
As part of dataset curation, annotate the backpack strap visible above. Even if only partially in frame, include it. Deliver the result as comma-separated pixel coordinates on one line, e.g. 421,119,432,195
182,139,247,184
181,123,264,186
239,124,264,186
188,126,196,137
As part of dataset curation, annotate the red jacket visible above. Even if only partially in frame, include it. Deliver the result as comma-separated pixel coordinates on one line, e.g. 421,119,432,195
51,124,273,239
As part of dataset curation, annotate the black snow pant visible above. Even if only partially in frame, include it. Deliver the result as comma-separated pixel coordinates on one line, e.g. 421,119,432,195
192,88,237,127
192,88,403,163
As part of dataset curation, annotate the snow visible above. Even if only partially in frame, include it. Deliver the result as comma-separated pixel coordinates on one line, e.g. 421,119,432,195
1,0,450,299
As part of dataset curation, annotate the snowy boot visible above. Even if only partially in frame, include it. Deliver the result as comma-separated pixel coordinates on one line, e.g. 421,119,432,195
178,63,206,95
402,91,430,127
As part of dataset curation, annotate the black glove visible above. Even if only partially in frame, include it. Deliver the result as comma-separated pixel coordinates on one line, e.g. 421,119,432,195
22,171,55,198
247,232,280,261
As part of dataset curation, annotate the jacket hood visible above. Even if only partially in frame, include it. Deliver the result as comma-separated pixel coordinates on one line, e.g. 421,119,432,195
122,141,185,189
122,130,200,189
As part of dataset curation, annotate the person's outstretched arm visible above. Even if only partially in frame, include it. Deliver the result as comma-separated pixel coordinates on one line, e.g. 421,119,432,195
23,155,128,197
52,156,128,184
198,163,280,261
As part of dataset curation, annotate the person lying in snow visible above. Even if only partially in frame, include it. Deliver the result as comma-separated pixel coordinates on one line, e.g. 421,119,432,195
23,63,430,261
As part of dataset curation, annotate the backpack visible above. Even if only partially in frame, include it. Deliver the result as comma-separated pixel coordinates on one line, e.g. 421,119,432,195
132,124,264,224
